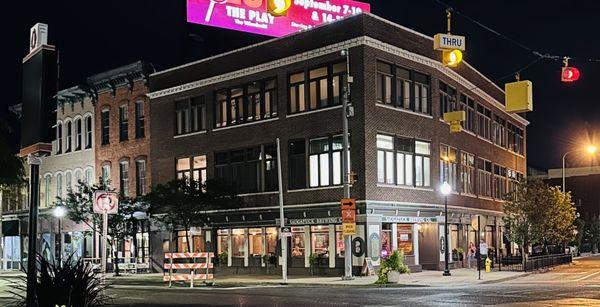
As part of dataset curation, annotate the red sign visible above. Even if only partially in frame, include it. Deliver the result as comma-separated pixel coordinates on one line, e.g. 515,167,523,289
187,0,371,37
93,191,119,214
341,198,356,223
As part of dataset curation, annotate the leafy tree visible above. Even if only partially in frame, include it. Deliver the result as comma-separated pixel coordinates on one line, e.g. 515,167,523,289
587,217,600,253
59,180,143,276
144,179,242,253
542,186,577,250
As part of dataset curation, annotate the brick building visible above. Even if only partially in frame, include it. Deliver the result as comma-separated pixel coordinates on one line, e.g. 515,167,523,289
89,61,154,266
148,13,527,274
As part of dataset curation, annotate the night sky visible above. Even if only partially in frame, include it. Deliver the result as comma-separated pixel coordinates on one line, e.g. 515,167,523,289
2,1,600,170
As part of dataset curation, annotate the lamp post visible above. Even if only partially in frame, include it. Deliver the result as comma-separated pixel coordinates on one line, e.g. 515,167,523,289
53,205,67,265
562,145,597,194
440,182,452,276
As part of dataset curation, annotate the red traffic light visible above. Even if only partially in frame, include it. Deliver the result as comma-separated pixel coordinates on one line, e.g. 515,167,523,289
561,67,580,82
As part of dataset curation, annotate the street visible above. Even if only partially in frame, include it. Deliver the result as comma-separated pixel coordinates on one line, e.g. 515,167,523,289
2,256,600,306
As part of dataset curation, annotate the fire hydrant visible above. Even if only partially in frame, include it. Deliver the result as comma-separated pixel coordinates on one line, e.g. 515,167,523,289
485,257,492,272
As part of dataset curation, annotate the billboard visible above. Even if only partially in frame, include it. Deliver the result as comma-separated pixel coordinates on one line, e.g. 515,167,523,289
187,0,371,37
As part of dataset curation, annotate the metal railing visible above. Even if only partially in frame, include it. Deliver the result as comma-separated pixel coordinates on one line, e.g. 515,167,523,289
498,253,572,272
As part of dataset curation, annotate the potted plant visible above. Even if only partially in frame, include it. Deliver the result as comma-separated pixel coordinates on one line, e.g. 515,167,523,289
308,253,318,275
218,252,228,267
376,250,410,284
452,248,459,261
457,247,465,261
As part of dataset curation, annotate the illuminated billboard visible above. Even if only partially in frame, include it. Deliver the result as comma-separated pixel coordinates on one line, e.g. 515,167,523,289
187,0,371,37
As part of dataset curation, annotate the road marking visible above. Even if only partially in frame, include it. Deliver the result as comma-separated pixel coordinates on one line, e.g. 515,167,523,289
575,270,600,282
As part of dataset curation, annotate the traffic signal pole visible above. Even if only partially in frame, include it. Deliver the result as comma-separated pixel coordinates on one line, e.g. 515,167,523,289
342,49,353,280
276,138,288,284
26,155,41,306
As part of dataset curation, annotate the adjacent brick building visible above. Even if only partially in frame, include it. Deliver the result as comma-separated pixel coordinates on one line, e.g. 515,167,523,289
148,13,527,273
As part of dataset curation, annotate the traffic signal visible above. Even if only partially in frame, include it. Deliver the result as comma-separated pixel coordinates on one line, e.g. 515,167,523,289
349,171,358,185
505,80,533,113
561,67,580,82
442,50,463,67
267,0,291,16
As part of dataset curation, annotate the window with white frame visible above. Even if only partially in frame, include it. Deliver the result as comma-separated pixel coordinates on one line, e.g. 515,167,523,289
377,135,429,187
56,173,63,200
492,115,507,147
477,158,492,197
493,164,507,200
460,152,476,195
376,61,431,115
85,168,93,185
309,135,347,187
44,176,51,207
65,121,72,152
440,144,458,191
75,118,82,150
477,105,492,141
459,94,476,133
102,164,111,186
120,161,129,196
56,123,63,154
85,115,93,149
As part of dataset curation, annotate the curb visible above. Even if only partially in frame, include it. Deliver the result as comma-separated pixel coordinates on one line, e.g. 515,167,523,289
479,272,531,284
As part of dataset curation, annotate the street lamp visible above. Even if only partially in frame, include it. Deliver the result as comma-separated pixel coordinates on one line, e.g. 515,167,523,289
53,205,67,265
440,182,452,277
562,145,598,193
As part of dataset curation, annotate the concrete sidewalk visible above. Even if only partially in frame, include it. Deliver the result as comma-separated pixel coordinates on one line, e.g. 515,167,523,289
107,268,527,288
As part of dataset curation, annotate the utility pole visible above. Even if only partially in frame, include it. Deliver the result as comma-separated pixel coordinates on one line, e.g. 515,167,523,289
26,154,41,306
276,138,288,284
341,49,354,280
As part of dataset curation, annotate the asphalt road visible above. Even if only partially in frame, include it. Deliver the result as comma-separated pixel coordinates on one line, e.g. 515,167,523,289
2,256,600,306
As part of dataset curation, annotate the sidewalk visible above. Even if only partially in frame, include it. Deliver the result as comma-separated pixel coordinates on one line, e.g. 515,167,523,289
108,268,527,288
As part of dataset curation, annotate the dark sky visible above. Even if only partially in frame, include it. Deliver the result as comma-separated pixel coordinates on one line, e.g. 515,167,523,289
2,1,600,170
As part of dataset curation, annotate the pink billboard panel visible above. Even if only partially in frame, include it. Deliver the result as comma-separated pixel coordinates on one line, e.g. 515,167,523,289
187,0,371,37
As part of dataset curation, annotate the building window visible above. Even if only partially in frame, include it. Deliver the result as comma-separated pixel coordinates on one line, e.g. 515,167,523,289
377,135,430,187
102,164,111,185
135,101,145,139
215,145,277,193
493,164,507,200
309,135,347,188
176,155,207,184
56,123,63,154
507,122,524,155
477,105,492,141
75,118,82,151
460,152,476,195
119,161,129,196
311,226,329,258
136,159,147,196
217,229,229,255
175,96,206,135
439,81,457,116
397,225,414,255
376,61,431,114
56,173,63,200
507,169,522,196
288,62,346,115
232,229,246,258
440,144,458,191
119,105,128,142
291,227,305,258
65,172,72,193
493,115,507,147
459,94,476,133
85,168,93,185
101,110,110,145
335,225,345,257
288,139,307,190
74,169,82,191
215,78,278,128
478,158,492,198
85,116,92,149
44,176,51,207
65,121,72,153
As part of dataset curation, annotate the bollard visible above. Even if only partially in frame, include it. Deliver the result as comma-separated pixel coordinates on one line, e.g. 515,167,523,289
190,270,194,288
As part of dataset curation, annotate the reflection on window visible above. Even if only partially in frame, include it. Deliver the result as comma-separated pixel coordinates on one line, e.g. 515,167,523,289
376,60,431,114
311,226,329,258
215,79,277,128
232,229,246,258
288,62,346,114
291,227,305,258
214,145,277,193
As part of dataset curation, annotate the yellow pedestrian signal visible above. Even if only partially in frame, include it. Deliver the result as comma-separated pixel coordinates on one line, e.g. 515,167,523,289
268,0,292,16
505,80,533,113
442,50,463,67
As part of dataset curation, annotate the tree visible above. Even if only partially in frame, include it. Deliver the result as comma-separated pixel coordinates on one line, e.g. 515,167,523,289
587,217,600,253
144,179,242,253
59,180,143,276
542,186,576,251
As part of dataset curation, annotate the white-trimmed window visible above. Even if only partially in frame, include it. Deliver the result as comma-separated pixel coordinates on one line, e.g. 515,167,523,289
56,173,63,199
309,135,348,188
102,164,111,186
65,120,72,152
460,152,476,195
75,118,82,151
440,144,458,191
478,158,492,197
120,161,129,196
56,123,63,154
377,135,429,187
85,115,93,149
136,159,147,196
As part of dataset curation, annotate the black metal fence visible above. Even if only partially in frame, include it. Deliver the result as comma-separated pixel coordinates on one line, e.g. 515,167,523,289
498,253,572,272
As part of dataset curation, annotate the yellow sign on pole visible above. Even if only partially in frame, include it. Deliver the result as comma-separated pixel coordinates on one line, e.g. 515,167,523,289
342,223,356,236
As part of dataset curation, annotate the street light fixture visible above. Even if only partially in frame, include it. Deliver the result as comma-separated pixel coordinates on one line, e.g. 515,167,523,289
440,182,452,277
53,205,67,265
562,145,598,193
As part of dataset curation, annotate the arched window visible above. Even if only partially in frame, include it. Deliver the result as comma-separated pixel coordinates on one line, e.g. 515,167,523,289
56,173,63,199
44,176,52,207
85,116,93,149
65,172,72,193
85,168,93,185
75,118,82,150
74,169,82,191
66,121,72,152
102,164,111,186
56,123,63,154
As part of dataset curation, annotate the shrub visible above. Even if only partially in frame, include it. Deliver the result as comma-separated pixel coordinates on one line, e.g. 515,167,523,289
375,250,410,284
218,252,228,265
10,254,111,307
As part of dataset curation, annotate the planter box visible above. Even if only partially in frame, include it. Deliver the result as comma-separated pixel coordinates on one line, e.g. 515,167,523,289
387,271,400,283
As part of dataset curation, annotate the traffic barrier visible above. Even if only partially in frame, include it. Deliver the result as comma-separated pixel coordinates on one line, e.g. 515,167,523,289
163,252,214,288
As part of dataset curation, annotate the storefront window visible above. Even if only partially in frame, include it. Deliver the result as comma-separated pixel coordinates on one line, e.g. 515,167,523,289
249,228,264,256
397,225,413,255
451,225,459,251
291,227,305,258
381,228,392,258
217,229,229,255
311,226,329,258
335,225,345,257
177,230,190,252
266,227,278,255
232,229,246,258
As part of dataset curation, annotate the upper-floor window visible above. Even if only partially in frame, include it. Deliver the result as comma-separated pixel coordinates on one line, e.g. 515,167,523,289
439,81,457,116
119,161,129,196
493,164,507,200
288,139,307,190
56,123,63,154
101,110,110,145
376,61,431,115
460,152,476,195
176,155,207,184
459,94,476,133
440,144,458,191
477,105,492,141
176,96,206,135
214,145,278,193
289,62,346,115
309,135,348,188
492,115,507,147
119,105,128,142
507,122,524,155
65,172,72,193
75,118,82,151
56,173,63,200
65,121,72,153
477,158,492,198
136,159,147,196
377,135,430,187
44,176,51,207
215,78,278,128
74,169,82,192
507,169,523,197
85,168,93,185
135,101,145,139
102,164,111,186
85,116,93,149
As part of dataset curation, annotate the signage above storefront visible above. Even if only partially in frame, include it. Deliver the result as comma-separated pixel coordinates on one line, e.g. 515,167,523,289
187,0,371,37
381,216,438,224
286,217,342,225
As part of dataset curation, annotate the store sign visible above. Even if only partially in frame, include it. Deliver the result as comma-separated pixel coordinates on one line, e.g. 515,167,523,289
381,216,438,223
287,217,341,225
187,0,371,37
280,226,292,237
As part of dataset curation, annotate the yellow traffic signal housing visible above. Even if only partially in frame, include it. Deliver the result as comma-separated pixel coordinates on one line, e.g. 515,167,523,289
450,122,462,133
268,0,292,16
349,171,358,185
443,111,465,123
505,80,533,113
442,50,463,67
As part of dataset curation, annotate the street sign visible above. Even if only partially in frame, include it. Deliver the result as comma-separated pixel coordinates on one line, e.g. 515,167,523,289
93,191,119,214
433,33,466,51
342,223,356,236
280,226,292,237
342,207,356,224
341,198,356,210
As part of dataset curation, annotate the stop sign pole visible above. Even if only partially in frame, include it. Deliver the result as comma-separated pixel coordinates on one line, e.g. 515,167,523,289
93,191,118,281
